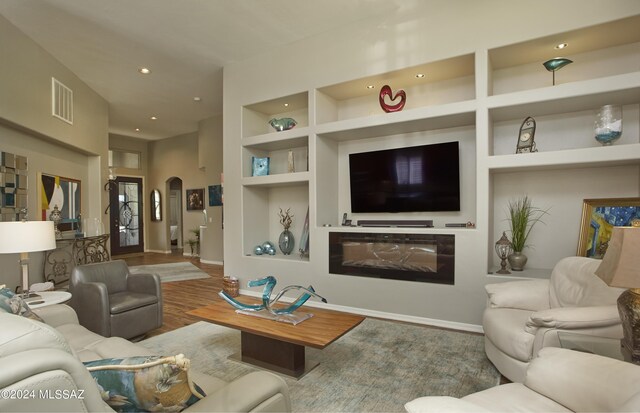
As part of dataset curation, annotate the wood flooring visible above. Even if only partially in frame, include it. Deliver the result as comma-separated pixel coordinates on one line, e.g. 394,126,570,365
118,249,224,338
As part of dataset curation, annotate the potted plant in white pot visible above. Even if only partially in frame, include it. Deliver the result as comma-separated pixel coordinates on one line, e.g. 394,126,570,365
507,196,549,271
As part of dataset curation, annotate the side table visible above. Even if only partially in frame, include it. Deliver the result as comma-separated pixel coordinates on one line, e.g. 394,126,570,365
557,331,629,362
25,291,72,309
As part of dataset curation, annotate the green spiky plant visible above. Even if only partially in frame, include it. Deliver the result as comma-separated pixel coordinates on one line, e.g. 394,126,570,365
507,196,549,252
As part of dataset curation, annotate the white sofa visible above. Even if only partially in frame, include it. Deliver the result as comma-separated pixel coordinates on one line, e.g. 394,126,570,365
405,347,640,412
0,304,291,412
483,256,623,382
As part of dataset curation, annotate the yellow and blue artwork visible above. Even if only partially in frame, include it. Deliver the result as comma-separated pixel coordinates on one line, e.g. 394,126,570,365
586,205,640,258
40,173,80,230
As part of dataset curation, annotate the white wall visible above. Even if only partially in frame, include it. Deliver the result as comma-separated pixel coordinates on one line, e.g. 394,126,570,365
223,1,640,328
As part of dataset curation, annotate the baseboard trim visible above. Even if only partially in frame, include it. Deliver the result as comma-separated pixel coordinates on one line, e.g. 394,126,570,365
200,259,223,265
145,249,172,254
238,289,483,334
183,253,199,257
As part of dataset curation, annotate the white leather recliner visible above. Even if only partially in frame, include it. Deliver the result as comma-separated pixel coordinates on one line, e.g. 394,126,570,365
405,347,640,412
483,256,624,382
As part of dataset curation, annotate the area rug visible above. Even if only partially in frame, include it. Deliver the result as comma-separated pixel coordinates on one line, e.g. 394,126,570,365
128,262,209,282
140,318,499,412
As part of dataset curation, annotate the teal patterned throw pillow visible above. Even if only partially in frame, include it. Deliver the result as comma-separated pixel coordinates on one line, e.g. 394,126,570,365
84,354,205,412
0,287,44,322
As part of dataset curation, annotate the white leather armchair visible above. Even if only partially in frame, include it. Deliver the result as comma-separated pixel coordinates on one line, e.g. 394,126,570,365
405,347,640,412
483,256,623,382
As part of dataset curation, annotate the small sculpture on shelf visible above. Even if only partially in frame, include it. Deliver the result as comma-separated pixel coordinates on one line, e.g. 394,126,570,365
542,58,573,86
251,156,270,176
495,232,512,274
254,241,276,256
287,149,295,173
268,117,297,132
49,205,62,239
515,116,537,154
278,208,295,255
379,84,406,113
594,105,622,146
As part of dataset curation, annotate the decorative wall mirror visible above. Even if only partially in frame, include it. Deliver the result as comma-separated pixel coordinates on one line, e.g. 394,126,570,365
150,189,162,221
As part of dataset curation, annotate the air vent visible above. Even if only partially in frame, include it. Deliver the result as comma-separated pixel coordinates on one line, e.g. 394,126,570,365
51,77,73,124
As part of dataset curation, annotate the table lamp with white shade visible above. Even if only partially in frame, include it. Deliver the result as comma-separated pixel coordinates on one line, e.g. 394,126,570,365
0,221,57,297
595,224,640,363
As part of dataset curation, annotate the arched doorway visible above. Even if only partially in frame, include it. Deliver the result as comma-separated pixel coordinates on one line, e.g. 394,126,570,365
167,177,183,251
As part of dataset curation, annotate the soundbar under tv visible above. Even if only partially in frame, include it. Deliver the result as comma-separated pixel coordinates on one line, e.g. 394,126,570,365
357,220,434,228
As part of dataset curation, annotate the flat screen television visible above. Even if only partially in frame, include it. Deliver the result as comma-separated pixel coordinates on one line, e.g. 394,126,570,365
349,141,460,213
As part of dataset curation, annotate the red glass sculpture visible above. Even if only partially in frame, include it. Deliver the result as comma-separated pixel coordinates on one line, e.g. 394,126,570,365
379,84,406,113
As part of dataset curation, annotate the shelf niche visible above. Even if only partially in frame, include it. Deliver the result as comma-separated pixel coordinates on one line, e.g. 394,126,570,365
242,91,309,138
315,54,475,125
242,183,309,261
488,15,640,96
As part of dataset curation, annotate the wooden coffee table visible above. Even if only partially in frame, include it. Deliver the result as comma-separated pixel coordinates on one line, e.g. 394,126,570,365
187,297,365,378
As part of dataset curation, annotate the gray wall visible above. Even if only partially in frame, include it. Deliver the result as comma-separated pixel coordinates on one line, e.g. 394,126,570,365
146,115,224,263
0,15,109,290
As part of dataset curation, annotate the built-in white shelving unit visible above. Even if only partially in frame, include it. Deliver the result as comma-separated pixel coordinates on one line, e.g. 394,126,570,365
238,15,640,276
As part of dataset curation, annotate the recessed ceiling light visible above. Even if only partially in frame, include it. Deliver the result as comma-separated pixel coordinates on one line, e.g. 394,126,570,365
193,97,201,102
283,103,289,107
150,116,157,120
554,43,568,50
366,85,375,89
135,128,140,132
415,73,425,78
138,67,151,74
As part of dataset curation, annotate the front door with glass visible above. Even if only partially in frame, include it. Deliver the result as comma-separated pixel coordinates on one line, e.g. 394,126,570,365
109,177,144,255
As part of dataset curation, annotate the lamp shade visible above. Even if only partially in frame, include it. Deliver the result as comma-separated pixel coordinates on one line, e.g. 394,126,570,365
595,226,640,288
0,221,57,253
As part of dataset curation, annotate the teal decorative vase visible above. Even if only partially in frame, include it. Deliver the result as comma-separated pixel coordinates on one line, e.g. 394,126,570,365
278,230,295,255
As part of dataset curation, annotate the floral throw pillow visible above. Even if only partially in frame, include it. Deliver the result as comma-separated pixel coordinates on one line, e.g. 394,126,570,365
84,354,206,412
0,287,44,322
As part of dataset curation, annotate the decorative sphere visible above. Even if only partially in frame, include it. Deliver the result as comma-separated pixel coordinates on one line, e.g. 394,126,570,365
262,241,275,251
253,245,264,255
267,248,276,255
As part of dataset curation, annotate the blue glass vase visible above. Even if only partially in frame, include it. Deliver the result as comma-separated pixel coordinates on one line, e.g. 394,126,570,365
278,229,295,255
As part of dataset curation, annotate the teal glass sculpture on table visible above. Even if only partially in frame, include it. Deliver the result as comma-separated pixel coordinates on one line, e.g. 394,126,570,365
218,276,327,324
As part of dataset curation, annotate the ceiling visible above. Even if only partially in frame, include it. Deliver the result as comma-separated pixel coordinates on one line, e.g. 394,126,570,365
0,0,430,140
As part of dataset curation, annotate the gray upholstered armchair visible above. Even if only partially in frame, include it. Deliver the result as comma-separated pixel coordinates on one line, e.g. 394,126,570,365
69,260,163,339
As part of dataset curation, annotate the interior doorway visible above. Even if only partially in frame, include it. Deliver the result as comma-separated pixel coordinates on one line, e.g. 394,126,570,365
167,177,183,250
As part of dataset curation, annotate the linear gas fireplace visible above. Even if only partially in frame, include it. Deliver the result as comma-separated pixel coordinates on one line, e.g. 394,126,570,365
329,232,454,285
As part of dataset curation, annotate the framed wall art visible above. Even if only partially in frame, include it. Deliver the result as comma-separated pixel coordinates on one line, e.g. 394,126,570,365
577,197,640,258
186,188,204,211
0,151,28,221
208,184,222,207
40,172,81,230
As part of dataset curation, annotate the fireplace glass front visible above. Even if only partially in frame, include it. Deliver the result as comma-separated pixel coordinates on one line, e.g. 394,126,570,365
329,232,454,284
